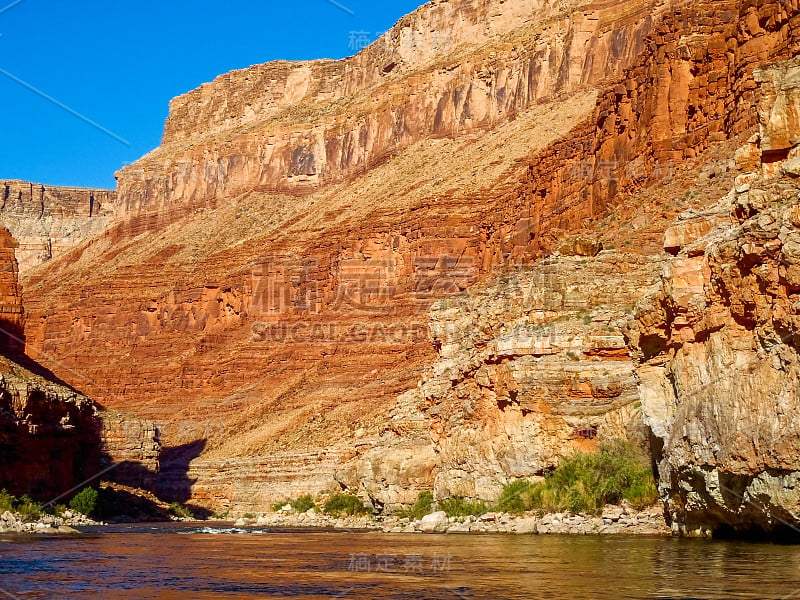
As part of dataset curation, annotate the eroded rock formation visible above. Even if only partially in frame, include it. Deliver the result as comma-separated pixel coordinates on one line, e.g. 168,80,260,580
0,226,159,500
15,0,800,517
340,251,663,508
0,180,115,272
625,56,800,536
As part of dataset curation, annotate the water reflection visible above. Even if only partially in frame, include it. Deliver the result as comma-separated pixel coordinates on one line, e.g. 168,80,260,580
0,527,798,599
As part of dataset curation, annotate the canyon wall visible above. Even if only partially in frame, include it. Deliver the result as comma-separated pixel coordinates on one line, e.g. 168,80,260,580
0,180,115,272
0,227,159,501
500,0,800,260
115,0,659,214
0,354,101,500
0,227,24,354
339,250,665,508
17,0,800,515
625,56,800,536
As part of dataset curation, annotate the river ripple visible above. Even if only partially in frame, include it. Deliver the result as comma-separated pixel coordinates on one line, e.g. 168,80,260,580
0,524,797,599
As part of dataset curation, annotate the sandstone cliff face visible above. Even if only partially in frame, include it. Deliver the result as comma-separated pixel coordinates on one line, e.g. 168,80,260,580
116,0,658,214
626,56,800,536
340,251,663,508
0,227,159,500
18,0,800,514
0,180,115,272
423,252,663,502
0,227,24,354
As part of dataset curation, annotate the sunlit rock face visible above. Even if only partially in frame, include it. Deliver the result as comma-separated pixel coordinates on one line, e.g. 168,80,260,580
626,56,800,537
0,180,115,272
17,0,800,516
114,0,658,215
333,251,665,509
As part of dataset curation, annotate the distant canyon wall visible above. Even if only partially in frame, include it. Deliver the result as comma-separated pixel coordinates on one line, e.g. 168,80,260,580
114,0,659,214
0,180,115,272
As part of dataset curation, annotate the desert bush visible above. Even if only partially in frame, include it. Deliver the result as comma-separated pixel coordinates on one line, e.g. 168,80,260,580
291,494,316,513
496,479,536,515
323,494,367,517
438,496,488,518
527,441,658,515
168,502,194,519
69,487,98,517
0,489,15,512
15,495,42,522
399,491,433,520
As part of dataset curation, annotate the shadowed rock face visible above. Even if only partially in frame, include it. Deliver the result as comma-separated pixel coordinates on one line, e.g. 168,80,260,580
16,0,800,516
625,56,800,537
0,227,159,500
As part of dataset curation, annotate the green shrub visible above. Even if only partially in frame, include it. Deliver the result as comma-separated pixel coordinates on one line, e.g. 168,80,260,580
15,495,42,522
496,479,536,515
323,494,367,517
69,487,98,517
526,441,658,515
438,496,488,518
271,501,289,512
53,504,68,518
291,494,316,513
400,491,433,520
169,502,194,519
0,489,15,512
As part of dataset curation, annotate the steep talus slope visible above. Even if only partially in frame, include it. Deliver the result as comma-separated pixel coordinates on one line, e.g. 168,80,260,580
18,0,800,514
0,180,115,272
626,56,800,536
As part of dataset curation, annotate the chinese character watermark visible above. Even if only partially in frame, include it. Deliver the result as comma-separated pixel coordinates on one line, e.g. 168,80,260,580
347,553,453,575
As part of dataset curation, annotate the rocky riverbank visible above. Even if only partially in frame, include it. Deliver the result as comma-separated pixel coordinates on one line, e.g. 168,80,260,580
230,503,669,536
0,510,99,535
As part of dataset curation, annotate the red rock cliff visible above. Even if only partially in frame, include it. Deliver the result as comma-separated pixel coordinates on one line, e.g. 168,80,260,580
0,180,115,272
0,227,24,354
19,0,800,512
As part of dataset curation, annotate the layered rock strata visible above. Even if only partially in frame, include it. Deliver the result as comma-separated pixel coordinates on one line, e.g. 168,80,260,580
18,0,800,514
0,180,115,272
116,0,659,213
625,56,800,536
342,251,663,508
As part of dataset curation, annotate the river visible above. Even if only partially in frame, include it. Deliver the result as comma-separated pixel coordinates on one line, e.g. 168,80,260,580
0,524,797,599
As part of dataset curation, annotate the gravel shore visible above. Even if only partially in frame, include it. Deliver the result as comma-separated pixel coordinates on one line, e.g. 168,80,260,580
230,503,670,535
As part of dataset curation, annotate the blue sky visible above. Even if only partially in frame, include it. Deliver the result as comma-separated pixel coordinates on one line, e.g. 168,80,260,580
0,0,427,189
